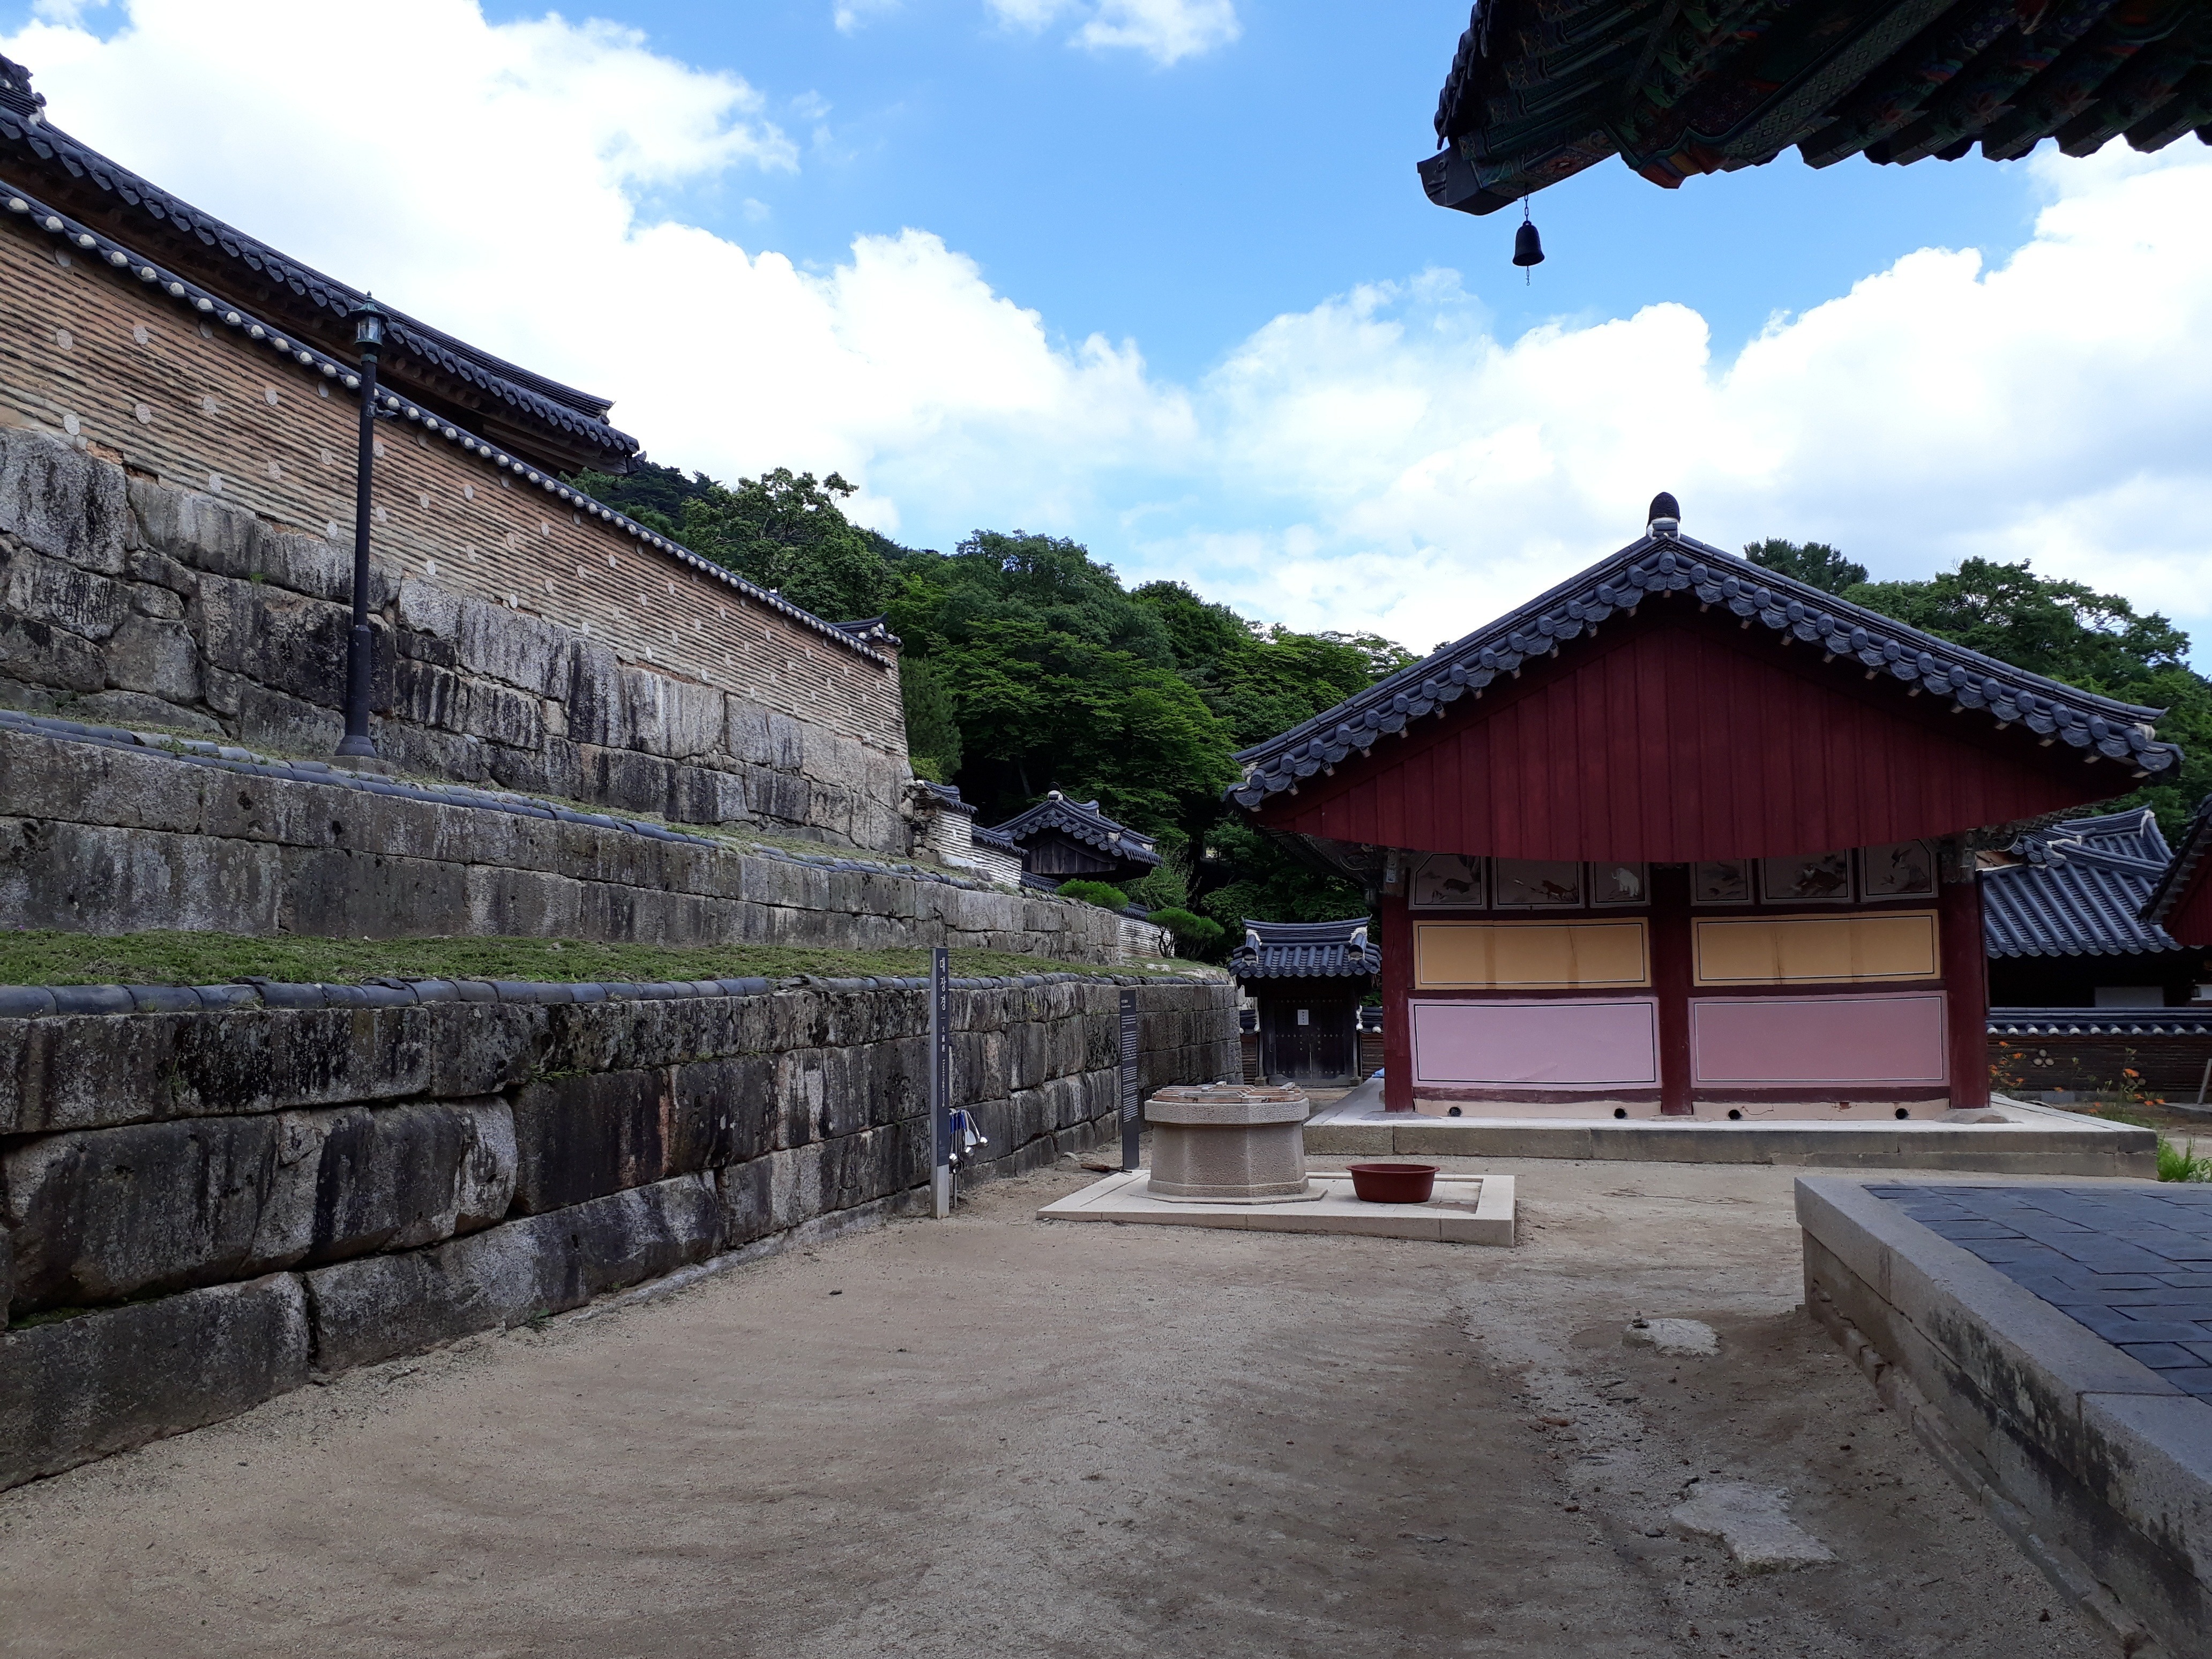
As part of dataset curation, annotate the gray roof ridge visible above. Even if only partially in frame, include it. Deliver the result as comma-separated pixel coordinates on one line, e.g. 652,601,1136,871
1228,529,2183,809
0,98,634,457
0,178,888,667
1240,916,1372,938
989,793,1162,862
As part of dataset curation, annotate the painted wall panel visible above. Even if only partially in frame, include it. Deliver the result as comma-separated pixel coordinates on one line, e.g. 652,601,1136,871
1689,993,1948,1085
1253,610,2114,862
1412,997,1661,1086
1693,911,1939,985
1415,920,1649,989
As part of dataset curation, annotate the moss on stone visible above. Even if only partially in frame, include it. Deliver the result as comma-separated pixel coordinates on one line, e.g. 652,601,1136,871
0,930,1212,989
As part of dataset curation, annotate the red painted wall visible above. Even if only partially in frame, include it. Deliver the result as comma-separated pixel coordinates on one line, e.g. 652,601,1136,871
2167,862,2212,952
1254,604,2123,862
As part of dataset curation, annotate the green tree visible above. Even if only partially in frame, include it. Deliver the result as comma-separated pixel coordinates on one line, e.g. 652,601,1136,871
1843,558,2210,833
573,463,924,616
672,469,890,623
576,465,1415,923
1745,537,1868,594
1197,820,1369,935
569,459,719,537
899,656,962,782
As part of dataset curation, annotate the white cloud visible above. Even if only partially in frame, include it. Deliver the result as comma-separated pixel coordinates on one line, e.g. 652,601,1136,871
7,2,2211,659
1138,140,2212,656
983,0,1070,28
1075,0,1239,64
832,0,899,35
2,0,1190,541
984,0,1239,65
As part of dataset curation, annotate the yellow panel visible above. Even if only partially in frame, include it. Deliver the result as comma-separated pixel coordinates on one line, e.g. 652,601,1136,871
1415,921,1649,990
1693,911,1939,986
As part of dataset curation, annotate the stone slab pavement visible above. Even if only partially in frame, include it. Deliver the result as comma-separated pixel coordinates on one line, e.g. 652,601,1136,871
1870,1183,2212,1400
0,1158,2117,1659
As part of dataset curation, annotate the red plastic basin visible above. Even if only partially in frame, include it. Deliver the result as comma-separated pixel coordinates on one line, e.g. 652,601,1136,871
1346,1162,1439,1204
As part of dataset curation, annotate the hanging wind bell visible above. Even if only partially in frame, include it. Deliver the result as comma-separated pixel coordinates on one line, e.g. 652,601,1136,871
1512,197,1544,283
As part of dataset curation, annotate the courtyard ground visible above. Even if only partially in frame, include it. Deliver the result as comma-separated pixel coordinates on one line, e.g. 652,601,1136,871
0,1156,2113,1658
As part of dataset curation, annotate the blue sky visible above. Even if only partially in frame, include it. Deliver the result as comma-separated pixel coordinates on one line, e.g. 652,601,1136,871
481,0,2047,383
6,1,2211,658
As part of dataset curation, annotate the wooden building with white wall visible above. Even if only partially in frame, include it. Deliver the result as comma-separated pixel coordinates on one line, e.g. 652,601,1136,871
1227,498,2186,1118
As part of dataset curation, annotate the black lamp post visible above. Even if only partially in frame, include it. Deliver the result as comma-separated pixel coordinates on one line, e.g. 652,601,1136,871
339,296,387,759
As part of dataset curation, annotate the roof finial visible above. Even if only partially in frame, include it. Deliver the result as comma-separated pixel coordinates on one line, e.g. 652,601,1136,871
1647,492,1680,535
0,53,45,123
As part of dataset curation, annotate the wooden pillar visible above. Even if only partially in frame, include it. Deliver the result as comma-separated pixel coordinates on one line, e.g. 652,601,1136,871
1941,855,1991,1109
1379,891,1415,1112
1650,863,1695,1116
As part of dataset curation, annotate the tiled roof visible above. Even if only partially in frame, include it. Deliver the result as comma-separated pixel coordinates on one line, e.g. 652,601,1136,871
917,781,978,817
1227,525,2181,810
1983,806,2185,959
989,794,1162,868
1422,1,2212,218
1987,1007,2212,1037
2143,793,2212,929
0,170,888,668
0,53,636,473
1229,917,1380,981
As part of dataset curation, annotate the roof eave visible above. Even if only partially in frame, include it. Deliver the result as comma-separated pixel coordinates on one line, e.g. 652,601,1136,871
1226,530,2184,813
0,110,637,476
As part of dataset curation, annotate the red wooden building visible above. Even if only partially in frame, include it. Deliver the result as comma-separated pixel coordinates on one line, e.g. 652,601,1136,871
2147,796,2212,953
1228,498,2185,1117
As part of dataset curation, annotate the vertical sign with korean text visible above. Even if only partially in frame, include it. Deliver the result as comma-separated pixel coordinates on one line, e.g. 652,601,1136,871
930,946,952,1217
1119,987,1140,1172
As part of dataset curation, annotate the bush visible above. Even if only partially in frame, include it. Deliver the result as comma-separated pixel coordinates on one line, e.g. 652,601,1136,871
1146,907,1225,958
1056,879,1130,910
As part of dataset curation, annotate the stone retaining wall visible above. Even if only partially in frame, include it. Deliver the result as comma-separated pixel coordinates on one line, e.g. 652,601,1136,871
0,972,1239,1489
1798,1177,2212,1656
0,720,1138,959
0,417,910,849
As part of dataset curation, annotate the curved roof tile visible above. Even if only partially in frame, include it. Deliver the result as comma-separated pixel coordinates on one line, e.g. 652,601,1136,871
1229,917,1380,981
989,794,1162,866
1983,806,2185,959
0,56,637,469
1228,528,2181,810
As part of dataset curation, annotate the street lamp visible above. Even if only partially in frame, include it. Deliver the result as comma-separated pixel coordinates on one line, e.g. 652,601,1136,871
339,295,387,759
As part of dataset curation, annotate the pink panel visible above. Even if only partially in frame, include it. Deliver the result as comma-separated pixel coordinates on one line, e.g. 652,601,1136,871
1412,998,1659,1087
1690,993,1948,1085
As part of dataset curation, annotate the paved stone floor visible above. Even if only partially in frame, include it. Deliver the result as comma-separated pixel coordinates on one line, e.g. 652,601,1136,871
1873,1184,2212,1399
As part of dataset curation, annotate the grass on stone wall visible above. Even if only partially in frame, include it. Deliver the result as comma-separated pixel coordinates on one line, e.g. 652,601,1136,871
0,930,1201,988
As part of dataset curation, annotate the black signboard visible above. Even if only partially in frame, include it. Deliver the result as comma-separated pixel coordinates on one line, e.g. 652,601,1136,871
1119,987,1140,1172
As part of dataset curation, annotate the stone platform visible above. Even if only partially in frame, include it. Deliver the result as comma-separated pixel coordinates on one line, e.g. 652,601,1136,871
1303,1081,2153,1177
1799,1176,2212,1655
1036,1168,1515,1245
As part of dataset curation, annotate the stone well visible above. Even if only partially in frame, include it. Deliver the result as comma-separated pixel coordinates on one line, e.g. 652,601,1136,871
1144,1082,1310,1203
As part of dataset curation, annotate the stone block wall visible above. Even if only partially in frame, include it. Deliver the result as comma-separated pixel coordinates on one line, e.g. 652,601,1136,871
0,213,913,848
0,718,1141,957
0,971,1240,1488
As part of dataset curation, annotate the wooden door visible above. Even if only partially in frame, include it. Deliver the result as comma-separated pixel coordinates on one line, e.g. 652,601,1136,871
1260,997,1356,1081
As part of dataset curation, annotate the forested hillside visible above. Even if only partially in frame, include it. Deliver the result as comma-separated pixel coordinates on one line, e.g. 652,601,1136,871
573,463,1414,937
574,462,2211,950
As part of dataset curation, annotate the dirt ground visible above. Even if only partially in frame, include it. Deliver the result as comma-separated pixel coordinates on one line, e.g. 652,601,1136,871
0,1155,2110,1658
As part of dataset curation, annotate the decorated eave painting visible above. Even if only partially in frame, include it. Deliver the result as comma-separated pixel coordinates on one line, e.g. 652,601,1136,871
1421,0,2212,217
